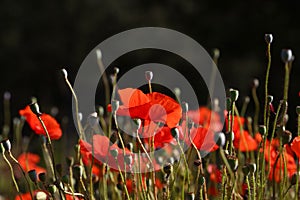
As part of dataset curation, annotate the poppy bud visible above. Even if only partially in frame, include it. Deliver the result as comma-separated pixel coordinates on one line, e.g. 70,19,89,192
194,159,202,167
198,175,205,186
173,88,181,98
296,106,300,115
229,89,239,102
242,165,250,176
110,148,119,158
114,67,120,75
244,96,250,104
253,79,259,88
48,184,57,195
111,100,119,113
78,112,83,122
227,155,238,171
88,112,98,127
248,163,256,173
66,156,74,167
281,49,293,63
282,130,292,144
61,68,68,78
1,139,11,152
181,102,188,113
226,131,235,141
28,169,38,183
264,34,273,44
96,49,102,60
226,98,232,111
171,128,179,140
116,182,123,190
188,121,194,129
30,101,41,116
259,125,267,136
163,163,173,175
3,91,11,100
97,106,104,117
73,165,83,179
215,132,226,147
132,118,142,130
267,95,273,104
124,155,133,165
291,173,298,185
186,192,195,200
61,174,70,184
212,48,220,60
145,71,153,81
125,143,133,153
110,130,118,144
35,191,48,200
38,172,47,183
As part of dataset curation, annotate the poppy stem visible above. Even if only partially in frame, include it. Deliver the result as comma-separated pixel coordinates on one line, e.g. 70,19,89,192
0,144,22,199
264,43,271,128
148,80,152,94
252,84,260,134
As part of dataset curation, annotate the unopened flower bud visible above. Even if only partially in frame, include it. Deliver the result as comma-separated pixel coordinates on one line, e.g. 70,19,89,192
28,169,38,183
132,118,142,130
291,173,298,185
48,184,57,195
229,89,239,102
198,175,205,186
97,106,104,117
244,96,250,104
226,98,232,111
66,156,74,167
38,172,47,183
181,102,188,113
242,165,250,176
3,91,11,100
73,165,84,179
145,71,153,81
30,102,41,116
114,67,119,75
61,174,70,184
88,112,98,127
227,156,238,171
78,112,83,122
1,139,11,152
61,69,68,78
212,48,220,60
281,49,293,63
111,100,119,113
163,163,173,175
226,131,235,141
110,148,119,158
215,132,226,147
264,34,273,44
296,106,300,115
171,128,179,140
267,95,273,104
173,88,181,98
282,130,292,144
248,163,256,173
124,155,133,165
186,192,195,200
193,159,202,167
259,125,267,136
96,49,102,60
126,143,133,152
253,79,259,88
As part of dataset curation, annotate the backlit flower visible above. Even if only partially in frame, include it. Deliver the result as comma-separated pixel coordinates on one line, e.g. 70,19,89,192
19,105,62,140
17,153,46,176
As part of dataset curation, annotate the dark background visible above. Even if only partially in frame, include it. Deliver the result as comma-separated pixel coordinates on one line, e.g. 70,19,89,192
1,0,300,135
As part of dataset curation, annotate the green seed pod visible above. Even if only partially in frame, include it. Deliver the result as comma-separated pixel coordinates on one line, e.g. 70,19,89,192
124,155,133,165
97,106,104,117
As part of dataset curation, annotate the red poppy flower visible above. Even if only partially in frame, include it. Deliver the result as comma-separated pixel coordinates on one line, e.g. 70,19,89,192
108,88,182,128
126,176,163,194
207,164,222,183
291,136,300,159
65,194,83,200
225,115,245,134
17,153,46,176
79,134,133,171
188,107,223,132
233,130,258,152
188,127,219,152
264,139,296,182
19,105,62,140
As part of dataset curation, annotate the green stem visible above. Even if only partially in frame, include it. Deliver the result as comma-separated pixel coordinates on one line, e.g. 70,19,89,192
283,62,290,102
252,86,260,134
264,43,271,127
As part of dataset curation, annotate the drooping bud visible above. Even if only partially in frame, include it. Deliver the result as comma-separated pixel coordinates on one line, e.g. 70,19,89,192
1,139,11,152
171,128,179,140
61,174,70,184
296,106,300,115
173,88,181,98
253,79,259,88
38,172,47,183
114,67,120,75
111,100,120,113
163,163,173,175
226,131,235,141
227,155,238,171
145,71,153,81
124,155,133,165
198,175,205,186
73,165,84,179
186,192,195,200
110,148,119,158
61,69,68,78
267,95,273,104
226,97,232,111
97,106,104,117
291,173,298,185
281,49,293,63
88,112,98,127
282,130,292,144
193,159,202,167
28,169,38,183
248,163,256,173
264,34,273,44
259,125,267,136
48,184,57,195
215,132,226,147
229,89,239,102
66,156,74,167
242,165,250,176
181,102,189,113
244,96,250,104
126,143,134,152
30,101,41,116
132,118,142,130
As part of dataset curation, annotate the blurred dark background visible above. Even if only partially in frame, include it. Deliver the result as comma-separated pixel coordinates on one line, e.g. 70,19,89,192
1,0,300,135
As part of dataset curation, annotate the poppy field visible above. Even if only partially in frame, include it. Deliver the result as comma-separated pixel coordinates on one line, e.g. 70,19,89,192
1,33,300,200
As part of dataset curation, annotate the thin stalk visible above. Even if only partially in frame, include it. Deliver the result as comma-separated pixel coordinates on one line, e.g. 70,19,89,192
115,158,131,200
264,43,271,127
283,62,290,102
96,50,110,107
252,85,260,134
